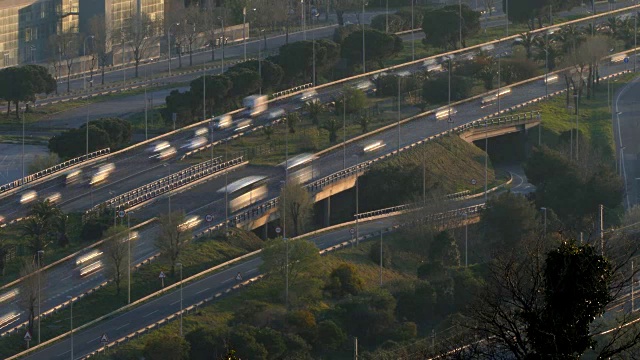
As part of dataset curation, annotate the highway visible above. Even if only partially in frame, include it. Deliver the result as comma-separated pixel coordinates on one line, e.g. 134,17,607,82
613,76,640,208
0,44,628,336
0,0,637,337
20,170,535,360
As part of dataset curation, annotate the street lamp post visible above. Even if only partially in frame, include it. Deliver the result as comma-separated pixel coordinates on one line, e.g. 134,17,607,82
302,0,306,40
411,0,415,60
168,22,179,76
163,163,172,214
343,93,347,169
176,262,183,336
219,17,225,74
37,250,44,344
386,0,389,32
397,76,401,151
83,35,94,91
379,230,383,286
459,0,463,48
484,119,488,203
67,295,73,360
575,93,580,160
259,29,264,95
362,0,366,73
463,213,468,267
243,7,247,61
127,212,133,304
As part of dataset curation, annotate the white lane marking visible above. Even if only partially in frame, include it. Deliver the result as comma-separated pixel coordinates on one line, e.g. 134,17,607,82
221,278,233,284
195,287,210,295
87,336,100,344
57,350,70,356
116,323,130,330
245,268,257,274
170,300,180,306
142,310,158,317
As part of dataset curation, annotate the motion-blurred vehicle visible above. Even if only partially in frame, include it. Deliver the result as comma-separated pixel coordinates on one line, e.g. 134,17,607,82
0,311,19,328
76,260,103,278
297,89,318,102
358,140,386,155
481,88,512,106
218,176,268,212
243,95,268,117
178,215,202,232
151,146,177,161
434,107,457,121
265,108,285,121
65,169,82,186
89,163,116,186
233,119,253,132
147,141,171,153
280,153,317,184
181,136,207,150
194,127,208,137
212,114,232,130
19,190,37,204
0,289,19,304
543,74,559,85
75,249,103,267
45,192,61,204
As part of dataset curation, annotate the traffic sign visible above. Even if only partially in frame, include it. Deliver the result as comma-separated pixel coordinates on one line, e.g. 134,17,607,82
159,271,166,279
350,228,355,235
275,226,282,234
100,333,109,344
205,214,213,222
118,210,126,218
624,57,630,63
471,179,477,185
24,331,32,341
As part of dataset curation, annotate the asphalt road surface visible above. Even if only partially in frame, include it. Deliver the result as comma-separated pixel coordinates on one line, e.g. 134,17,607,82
613,75,640,208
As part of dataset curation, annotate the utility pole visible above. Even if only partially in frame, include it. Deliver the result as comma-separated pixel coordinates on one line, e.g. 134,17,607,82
379,231,383,286
397,76,401,151
362,0,366,73
354,337,358,360
355,177,359,246
343,93,346,169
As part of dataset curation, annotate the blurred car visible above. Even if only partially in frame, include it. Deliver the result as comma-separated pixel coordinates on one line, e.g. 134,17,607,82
0,289,19,304
65,169,83,186
0,215,5,225
297,89,317,102
434,107,457,121
212,115,232,130
156,147,177,161
97,163,115,175
181,136,207,150
19,190,37,204
89,163,116,186
45,192,61,204
76,260,103,278
75,249,103,267
0,311,19,328
265,108,285,121
147,141,171,153
233,119,253,132
358,140,386,155
194,127,208,137
178,215,202,232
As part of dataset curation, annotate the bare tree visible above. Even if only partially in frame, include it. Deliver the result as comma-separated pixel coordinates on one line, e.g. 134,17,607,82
89,15,111,85
155,211,191,277
182,6,202,67
116,12,160,78
279,182,314,237
103,225,128,296
18,259,41,336
483,0,496,16
48,31,79,93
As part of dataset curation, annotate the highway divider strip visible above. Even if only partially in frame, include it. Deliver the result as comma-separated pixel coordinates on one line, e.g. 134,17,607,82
83,156,241,219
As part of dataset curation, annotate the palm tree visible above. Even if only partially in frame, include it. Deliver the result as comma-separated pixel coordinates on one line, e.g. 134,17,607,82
286,112,301,134
322,117,342,143
558,25,585,54
54,215,70,247
515,32,537,59
262,125,274,140
533,36,561,71
303,100,324,126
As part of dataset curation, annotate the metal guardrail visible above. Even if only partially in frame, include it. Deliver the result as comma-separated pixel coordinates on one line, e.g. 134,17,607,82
270,83,313,99
446,190,471,200
0,148,110,195
354,204,412,220
83,156,241,218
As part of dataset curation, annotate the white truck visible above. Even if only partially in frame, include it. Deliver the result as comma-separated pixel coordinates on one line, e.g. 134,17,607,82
242,95,268,117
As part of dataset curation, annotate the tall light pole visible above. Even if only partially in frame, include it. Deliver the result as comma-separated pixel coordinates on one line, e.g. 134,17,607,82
176,262,183,336
37,250,44,344
312,35,316,86
21,108,25,181
302,0,306,40
397,76,401,151
459,0,463,48
379,231,383,286
168,22,179,76
505,0,509,36
163,163,172,214
386,0,389,32
362,0,366,73
343,93,347,169
82,35,94,91
243,7,247,61
411,0,415,60
127,212,133,304
634,1,638,72
219,17,225,74
259,29,264,94
203,61,207,121
484,119,488,203
67,295,73,360
355,176,359,246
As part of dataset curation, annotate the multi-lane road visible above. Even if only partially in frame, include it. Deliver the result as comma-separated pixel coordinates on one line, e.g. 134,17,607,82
0,45,635,340
0,0,638,351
